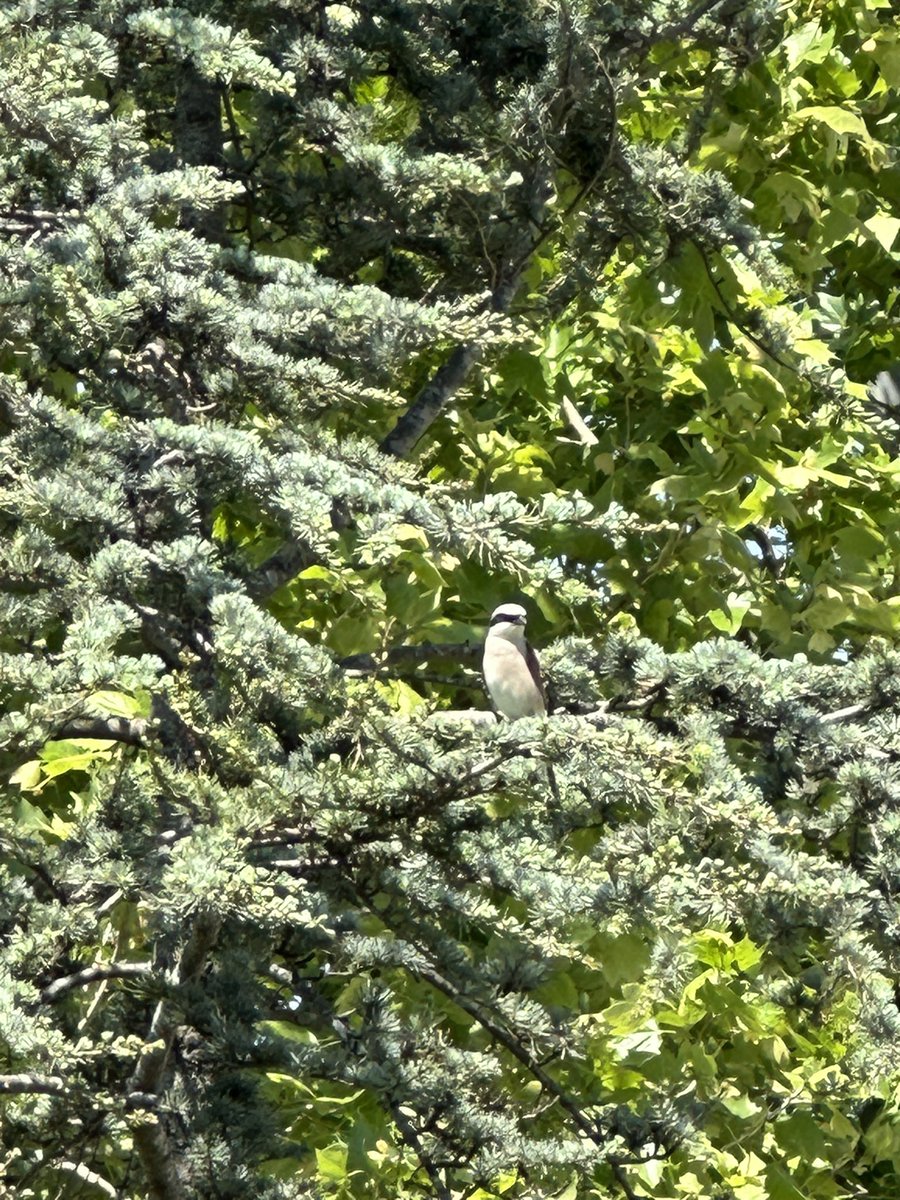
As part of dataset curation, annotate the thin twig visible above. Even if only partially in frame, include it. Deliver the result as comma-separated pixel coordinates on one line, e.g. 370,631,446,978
389,1103,452,1200
693,239,791,368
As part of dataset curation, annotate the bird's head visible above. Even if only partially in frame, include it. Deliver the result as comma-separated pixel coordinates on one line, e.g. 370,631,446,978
487,603,528,641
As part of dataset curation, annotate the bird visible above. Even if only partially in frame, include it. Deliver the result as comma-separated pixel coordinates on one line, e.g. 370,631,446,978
482,602,547,720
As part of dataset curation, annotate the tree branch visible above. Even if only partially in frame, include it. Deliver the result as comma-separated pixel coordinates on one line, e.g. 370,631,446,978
742,523,782,579
244,542,319,600
339,641,481,673
128,911,221,1200
413,962,602,1144
819,703,871,726
692,239,791,369
173,66,225,241
0,206,70,243
56,717,149,747
379,64,618,464
0,1073,67,1095
410,962,649,1198
380,177,541,460
379,341,484,460
41,961,153,1004
661,0,727,39
57,1159,117,1199
389,1102,452,1200
425,709,498,726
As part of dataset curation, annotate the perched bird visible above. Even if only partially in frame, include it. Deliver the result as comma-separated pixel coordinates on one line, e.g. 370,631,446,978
482,602,547,720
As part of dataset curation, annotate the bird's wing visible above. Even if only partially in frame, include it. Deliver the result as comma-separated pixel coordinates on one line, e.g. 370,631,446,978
525,643,547,707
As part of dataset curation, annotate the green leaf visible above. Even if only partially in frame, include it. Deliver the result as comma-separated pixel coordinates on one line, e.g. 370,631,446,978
864,213,900,252
10,760,42,791
90,689,146,718
315,1144,349,1182
792,105,869,139
765,1164,809,1200
783,21,835,68
721,1093,762,1118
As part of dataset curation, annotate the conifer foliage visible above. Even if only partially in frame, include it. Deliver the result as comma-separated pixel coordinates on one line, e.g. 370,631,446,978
0,2,899,1199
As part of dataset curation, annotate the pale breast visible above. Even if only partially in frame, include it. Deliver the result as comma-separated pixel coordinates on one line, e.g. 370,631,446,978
483,639,546,718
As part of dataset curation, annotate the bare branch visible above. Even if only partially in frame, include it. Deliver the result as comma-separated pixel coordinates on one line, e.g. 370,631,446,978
42,962,153,1004
340,641,480,673
819,703,871,726
56,717,149,747
742,523,782,579
380,341,484,460
0,1073,67,1096
609,1160,642,1200
58,1160,117,1198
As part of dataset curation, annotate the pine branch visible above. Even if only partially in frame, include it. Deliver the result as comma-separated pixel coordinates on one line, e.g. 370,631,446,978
380,218,532,459
128,912,221,1200
412,962,649,1199
425,709,498,726
661,0,728,39
379,49,617,464
412,962,603,1144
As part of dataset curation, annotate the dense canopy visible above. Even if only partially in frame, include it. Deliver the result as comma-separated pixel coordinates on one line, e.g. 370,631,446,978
0,1,899,1198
